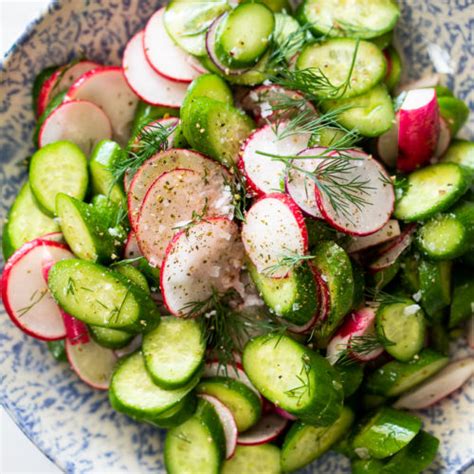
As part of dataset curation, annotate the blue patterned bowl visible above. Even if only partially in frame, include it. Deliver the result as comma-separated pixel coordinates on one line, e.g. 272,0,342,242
1,1,473,473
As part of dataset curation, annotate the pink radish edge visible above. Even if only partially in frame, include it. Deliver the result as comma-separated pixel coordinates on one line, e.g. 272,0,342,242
237,413,288,446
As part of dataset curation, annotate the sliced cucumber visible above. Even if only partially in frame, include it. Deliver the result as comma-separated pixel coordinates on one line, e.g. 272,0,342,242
309,127,349,148
305,219,338,248
165,397,225,474
449,269,474,328
148,393,197,429
273,13,302,62
399,254,420,293
243,333,344,425
113,264,150,293
222,444,281,474
48,259,160,333
370,30,393,49
394,163,470,222
441,139,474,177
351,458,385,474
3,182,59,257
47,339,67,362
419,259,452,319
131,101,179,138
438,96,469,136
351,407,421,459
384,46,402,92
281,406,354,472
247,260,318,325
368,260,400,291
223,51,270,86
142,317,205,389
296,39,387,99
365,349,449,397
337,363,364,398
376,299,426,362
321,84,394,137
196,376,261,432
89,325,134,349
260,0,290,12
297,0,399,39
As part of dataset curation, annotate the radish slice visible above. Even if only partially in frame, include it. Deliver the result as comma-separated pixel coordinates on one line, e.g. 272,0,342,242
61,312,90,345
242,193,308,278
37,61,99,116
377,121,398,168
144,8,200,83
467,318,474,349
41,232,65,243
397,88,440,172
38,100,112,155
326,307,383,364
239,123,311,196
66,66,138,146
313,267,330,322
136,167,232,267
274,407,298,421
127,149,228,232
393,358,474,410
114,335,143,359
237,413,288,446
123,31,188,108
198,394,238,459
435,117,451,158
308,149,395,236
124,232,142,260
346,220,401,254
160,218,244,316
1,239,74,341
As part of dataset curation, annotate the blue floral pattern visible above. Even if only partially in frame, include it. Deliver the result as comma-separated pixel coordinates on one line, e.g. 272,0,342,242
0,1,473,473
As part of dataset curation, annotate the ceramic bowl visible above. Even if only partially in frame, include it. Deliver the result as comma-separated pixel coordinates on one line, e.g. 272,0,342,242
1,1,473,473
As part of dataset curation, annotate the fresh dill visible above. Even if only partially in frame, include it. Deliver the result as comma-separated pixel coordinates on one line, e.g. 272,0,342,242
334,334,385,367
365,288,410,307
172,198,209,233
262,250,315,277
225,165,250,223
285,354,312,403
17,289,48,318
110,256,144,267
66,277,77,296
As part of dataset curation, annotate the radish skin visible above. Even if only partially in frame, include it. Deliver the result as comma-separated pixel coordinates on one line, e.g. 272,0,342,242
237,413,288,446
346,220,401,254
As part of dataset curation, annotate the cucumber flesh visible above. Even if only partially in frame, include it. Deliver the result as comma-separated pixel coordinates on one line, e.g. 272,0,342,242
89,325,134,349
449,270,474,328
351,458,385,474
441,139,474,177
419,259,452,319
113,264,150,293
437,96,469,136
222,444,281,474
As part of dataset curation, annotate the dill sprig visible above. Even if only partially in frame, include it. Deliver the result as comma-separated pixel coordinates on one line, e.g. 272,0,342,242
365,288,411,307
224,165,250,223
172,198,210,234
262,250,315,277
334,334,385,367
17,289,48,318
285,354,313,403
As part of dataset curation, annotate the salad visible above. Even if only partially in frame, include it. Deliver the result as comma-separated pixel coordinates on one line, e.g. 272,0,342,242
2,0,474,473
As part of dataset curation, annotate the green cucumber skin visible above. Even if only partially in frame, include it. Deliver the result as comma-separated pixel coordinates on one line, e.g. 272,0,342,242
33,91,66,146
114,264,150,293
438,96,469,136
419,259,452,319
352,458,385,474
441,139,474,177
2,220,15,261
368,260,400,292
399,254,420,293
449,269,474,328
384,46,402,91
46,340,68,362
222,444,281,474
89,325,134,349
146,393,197,429
371,31,394,50
223,52,270,86
365,349,449,397
131,101,179,138
337,364,364,398
351,407,422,459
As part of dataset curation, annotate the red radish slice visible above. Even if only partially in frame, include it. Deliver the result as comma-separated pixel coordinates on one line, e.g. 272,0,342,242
467,318,474,349
37,61,99,116
136,167,232,267
127,149,229,232
123,31,188,108
124,232,142,259
1,239,73,341
114,335,143,359
274,407,298,421
309,149,395,236
326,307,383,365
346,220,401,254
377,121,398,168
313,267,330,322
61,312,90,345
198,394,238,459
397,88,440,172
160,218,244,316
237,413,288,446
41,232,65,243
144,8,200,83
435,117,451,158
369,224,416,272
242,193,308,278
393,358,474,410
66,66,138,146
187,56,207,74
239,123,311,196
38,100,112,155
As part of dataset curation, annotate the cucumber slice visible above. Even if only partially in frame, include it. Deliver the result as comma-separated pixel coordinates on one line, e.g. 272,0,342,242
243,333,344,425
47,339,67,362
320,84,394,137
438,96,469,136
142,317,205,389
164,0,230,57
222,444,281,474
148,393,197,429
223,51,270,86
215,3,274,68
419,259,451,319
165,397,225,474
305,219,338,248
394,163,470,222
351,407,421,459
89,325,134,349
196,377,262,432
182,96,254,166
376,299,426,362
113,264,150,293
247,260,318,326
449,269,474,328
131,101,179,138
365,349,449,397
351,458,385,473
368,260,400,291
383,430,439,474
89,140,125,204
384,46,402,91
260,0,290,12
3,182,59,257
370,30,393,49
441,139,474,177
337,364,364,398
273,13,301,61
281,406,354,471
110,351,199,423
297,0,399,39
399,254,420,293
48,259,160,333
296,39,386,99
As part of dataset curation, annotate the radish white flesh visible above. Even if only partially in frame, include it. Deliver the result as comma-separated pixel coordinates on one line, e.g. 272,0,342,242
242,194,308,278
124,232,142,260
198,394,238,459
66,66,138,146
346,220,401,254
239,123,311,196
393,358,474,410
1,240,73,340
377,121,398,168
160,218,244,316
326,307,383,365
123,31,188,108
136,167,232,267
274,407,298,421
127,149,228,232
309,149,395,236
435,117,451,158
397,88,440,172
237,413,288,446
37,61,99,116
39,100,112,155
144,8,200,83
